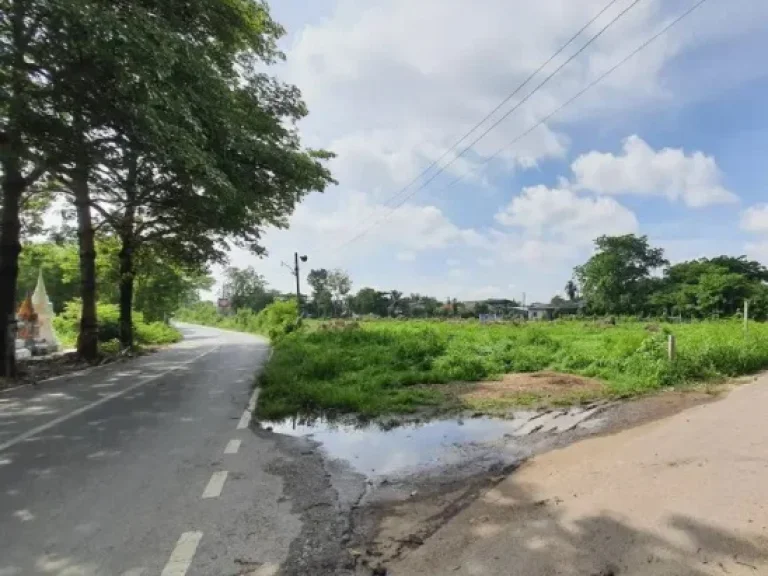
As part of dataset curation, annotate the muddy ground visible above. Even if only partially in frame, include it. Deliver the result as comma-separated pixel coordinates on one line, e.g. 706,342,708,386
263,386,725,575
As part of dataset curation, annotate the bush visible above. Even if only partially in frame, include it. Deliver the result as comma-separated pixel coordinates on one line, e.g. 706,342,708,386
175,298,299,342
54,299,181,350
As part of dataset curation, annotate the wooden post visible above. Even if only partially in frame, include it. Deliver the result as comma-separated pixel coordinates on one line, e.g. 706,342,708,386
744,299,749,333
667,334,676,362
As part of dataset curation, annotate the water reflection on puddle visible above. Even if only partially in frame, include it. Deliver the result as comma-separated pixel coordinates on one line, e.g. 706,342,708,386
270,417,525,477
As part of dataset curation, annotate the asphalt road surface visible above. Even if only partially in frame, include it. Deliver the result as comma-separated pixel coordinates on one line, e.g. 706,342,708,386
0,324,305,576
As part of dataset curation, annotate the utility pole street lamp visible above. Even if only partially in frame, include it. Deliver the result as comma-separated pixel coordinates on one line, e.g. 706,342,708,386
282,252,308,316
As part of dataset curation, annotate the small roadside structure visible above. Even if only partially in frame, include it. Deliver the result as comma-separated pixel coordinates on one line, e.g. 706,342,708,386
527,301,583,321
15,271,60,358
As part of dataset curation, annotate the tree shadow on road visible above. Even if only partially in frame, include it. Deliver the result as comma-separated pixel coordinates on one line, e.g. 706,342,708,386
389,477,768,575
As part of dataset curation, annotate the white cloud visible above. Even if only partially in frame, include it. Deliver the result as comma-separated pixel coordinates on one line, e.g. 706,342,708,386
210,0,765,301
465,285,505,300
446,258,460,267
478,257,495,268
288,191,484,254
571,135,737,207
494,185,638,244
741,204,768,234
282,0,758,197
746,242,768,263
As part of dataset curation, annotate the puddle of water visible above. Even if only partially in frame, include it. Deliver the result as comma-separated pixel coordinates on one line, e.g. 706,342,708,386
270,417,526,477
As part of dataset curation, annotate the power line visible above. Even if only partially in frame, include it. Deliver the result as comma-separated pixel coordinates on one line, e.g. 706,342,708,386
339,0,646,248
360,0,623,213
436,0,712,195
343,0,710,247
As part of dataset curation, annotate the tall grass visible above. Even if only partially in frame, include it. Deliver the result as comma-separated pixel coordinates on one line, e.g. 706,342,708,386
256,319,768,419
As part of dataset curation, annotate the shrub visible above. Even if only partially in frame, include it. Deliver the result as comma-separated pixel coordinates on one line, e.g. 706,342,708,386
54,299,181,350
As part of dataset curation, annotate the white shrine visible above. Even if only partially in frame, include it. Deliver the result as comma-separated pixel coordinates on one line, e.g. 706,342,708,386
16,270,59,358
31,270,59,351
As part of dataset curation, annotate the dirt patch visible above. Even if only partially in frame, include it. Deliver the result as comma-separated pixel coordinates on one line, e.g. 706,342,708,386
436,371,607,410
470,371,604,397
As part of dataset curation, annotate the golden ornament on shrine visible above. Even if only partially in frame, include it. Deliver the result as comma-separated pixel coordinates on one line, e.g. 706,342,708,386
17,293,37,322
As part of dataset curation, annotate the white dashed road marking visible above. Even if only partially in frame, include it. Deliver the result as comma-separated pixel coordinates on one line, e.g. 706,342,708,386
202,471,228,499
160,531,203,576
236,410,251,430
224,439,241,455
236,388,259,430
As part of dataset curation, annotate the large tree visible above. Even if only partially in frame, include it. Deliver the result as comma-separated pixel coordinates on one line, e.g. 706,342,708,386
38,0,332,352
221,267,276,314
0,0,66,375
574,235,668,315
350,287,388,316
327,269,352,316
307,268,333,317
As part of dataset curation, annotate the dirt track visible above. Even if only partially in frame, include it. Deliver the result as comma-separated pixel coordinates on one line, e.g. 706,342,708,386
389,376,768,575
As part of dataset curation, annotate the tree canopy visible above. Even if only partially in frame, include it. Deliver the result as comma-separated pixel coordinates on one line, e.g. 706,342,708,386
0,0,333,373
573,235,768,319
574,235,668,315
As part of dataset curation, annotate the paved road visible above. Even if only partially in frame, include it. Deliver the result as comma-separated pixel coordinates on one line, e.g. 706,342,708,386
392,376,768,575
0,324,302,576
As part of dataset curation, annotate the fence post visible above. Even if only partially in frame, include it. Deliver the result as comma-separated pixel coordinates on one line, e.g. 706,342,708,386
744,300,749,334
667,334,676,362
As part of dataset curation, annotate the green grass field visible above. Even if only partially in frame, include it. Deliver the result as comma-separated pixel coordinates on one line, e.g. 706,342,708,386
255,319,768,420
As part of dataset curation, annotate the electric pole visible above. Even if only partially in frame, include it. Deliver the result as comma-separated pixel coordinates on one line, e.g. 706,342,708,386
294,252,301,312
284,253,308,317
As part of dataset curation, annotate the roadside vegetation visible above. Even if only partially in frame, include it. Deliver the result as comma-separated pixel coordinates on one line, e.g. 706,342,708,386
176,299,300,342
174,234,768,421
253,319,768,420
54,300,181,353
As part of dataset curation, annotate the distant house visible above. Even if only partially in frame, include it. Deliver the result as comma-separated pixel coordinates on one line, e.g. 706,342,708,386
527,301,583,321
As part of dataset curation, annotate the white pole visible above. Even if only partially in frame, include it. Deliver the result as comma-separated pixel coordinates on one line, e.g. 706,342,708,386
744,300,749,333
668,334,676,362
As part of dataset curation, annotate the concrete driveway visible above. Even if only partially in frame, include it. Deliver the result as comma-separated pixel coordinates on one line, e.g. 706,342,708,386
391,376,768,575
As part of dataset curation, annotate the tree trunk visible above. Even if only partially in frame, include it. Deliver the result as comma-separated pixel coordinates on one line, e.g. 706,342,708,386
118,236,134,349
118,153,138,350
0,172,24,377
73,167,99,361
0,0,31,376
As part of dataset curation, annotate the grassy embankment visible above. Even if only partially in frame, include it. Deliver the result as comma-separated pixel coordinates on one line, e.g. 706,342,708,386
176,303,768,420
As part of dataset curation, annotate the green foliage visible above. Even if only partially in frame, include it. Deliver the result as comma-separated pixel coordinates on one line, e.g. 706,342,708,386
221,267,276,313
54,299,180,349
253,319,768,420
576,235,768,320
575,234,668,315
17,240,210,320
176,299,299,342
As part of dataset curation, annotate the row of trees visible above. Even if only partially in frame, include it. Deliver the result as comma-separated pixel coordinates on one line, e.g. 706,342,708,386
574,235,768,319
219,266,522,319
219,235,768,323
0,0,333,375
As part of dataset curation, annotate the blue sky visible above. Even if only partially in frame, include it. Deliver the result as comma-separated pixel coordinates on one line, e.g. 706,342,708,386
219,0,768,303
